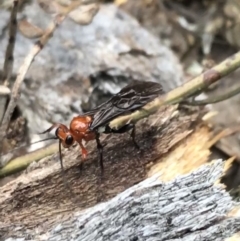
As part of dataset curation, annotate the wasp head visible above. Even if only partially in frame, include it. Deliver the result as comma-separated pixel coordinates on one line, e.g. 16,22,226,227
40,123,76,148
55,125,75,148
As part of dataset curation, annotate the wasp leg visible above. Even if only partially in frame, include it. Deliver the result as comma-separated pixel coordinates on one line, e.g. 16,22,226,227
105,123,140,149
130,125,140,150
95,132,104,176
79,162,84,174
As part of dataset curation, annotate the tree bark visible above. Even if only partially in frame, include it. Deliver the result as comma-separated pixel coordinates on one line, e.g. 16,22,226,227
1,156,240,240
35,160,240,241
1,103,238,240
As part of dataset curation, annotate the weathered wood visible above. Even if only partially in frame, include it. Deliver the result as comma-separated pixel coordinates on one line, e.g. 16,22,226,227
2,159,240,241
43,160,240,241
46,160,240,241
0,105,205,238
1,103,234,241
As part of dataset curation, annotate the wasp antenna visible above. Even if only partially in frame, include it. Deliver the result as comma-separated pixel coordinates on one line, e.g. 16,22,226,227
29,136,58,145
58,139,68,189
38,123,64,135
59,140,64,175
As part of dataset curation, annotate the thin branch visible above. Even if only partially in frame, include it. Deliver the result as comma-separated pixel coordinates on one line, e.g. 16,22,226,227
182,85,240,106
109,50,240,130
1,0,19,86
0,143,58,177
0,0,87,152
0,0,19,122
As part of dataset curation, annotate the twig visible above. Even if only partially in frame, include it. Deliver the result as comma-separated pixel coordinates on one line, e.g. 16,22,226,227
109,50,240,130
0,143,58,178
0,0,19,122
1,0,18,86
182,84,240,106
0,0,86,153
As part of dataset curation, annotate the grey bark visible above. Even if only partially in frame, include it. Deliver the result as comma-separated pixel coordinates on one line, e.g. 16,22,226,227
3,160,240,241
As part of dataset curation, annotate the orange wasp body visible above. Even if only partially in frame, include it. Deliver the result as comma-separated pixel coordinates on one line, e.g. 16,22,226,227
40,81,164,173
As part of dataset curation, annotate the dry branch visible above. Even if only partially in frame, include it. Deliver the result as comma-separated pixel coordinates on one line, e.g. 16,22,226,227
0,143,58,177
183,84,240,106
0,0,19,122
1,0,19,86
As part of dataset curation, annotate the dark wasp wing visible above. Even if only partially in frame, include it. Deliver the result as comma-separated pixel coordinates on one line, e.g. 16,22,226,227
88,81,164,131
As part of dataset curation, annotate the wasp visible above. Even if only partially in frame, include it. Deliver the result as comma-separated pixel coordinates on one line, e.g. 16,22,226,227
40,81,164,174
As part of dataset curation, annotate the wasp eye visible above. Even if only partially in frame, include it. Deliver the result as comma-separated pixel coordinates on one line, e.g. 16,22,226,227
65,135,74,145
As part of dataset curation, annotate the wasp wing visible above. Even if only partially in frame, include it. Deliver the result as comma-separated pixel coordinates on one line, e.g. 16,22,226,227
89,81,164,130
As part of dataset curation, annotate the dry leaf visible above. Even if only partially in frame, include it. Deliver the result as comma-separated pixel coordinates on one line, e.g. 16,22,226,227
69,3,99,25
37,0,65,15
18,18,44,39
0,85,11,96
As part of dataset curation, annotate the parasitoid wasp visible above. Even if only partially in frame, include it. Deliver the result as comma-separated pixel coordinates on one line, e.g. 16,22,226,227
40,80,164,175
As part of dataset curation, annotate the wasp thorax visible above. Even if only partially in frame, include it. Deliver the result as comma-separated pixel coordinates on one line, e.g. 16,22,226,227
70,116,92,133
